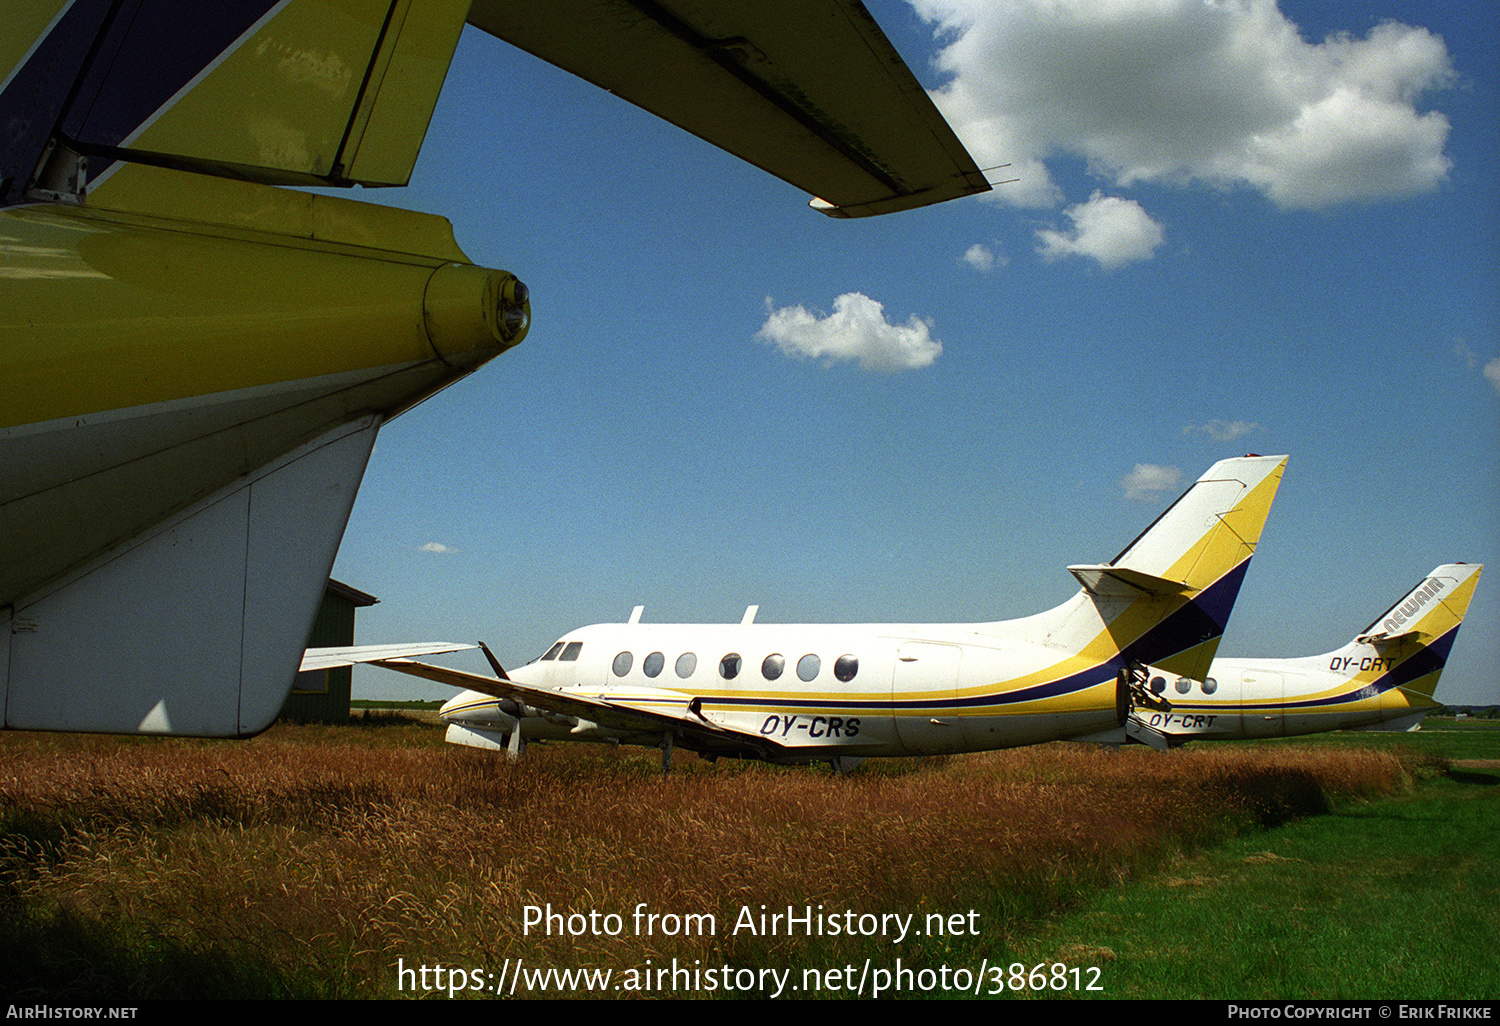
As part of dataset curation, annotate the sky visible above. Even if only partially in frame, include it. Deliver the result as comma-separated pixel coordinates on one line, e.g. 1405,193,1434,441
329,0,1499,706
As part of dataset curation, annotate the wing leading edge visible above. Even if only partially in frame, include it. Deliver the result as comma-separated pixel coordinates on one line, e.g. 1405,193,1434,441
466,0,992,216
305,647,783,759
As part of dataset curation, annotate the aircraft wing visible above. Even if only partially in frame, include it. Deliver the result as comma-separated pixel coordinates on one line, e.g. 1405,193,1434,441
372,657,786,759
299,644,478,674
466,0,992,216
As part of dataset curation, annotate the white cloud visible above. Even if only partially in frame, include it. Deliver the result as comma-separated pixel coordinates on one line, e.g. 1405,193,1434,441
757,292,943,371
1183,418,1260,442
419,542,457,554
1451,341,1498,393
961,242,1000,271
1121,463,1182,502
1036,191,1164,268
911,0,1454,210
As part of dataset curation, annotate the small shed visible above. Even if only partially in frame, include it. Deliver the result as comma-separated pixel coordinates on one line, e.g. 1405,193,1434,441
280,579,378,723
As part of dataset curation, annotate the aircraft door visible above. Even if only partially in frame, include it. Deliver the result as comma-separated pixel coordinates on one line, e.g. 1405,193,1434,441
1244,672,1285,738
892,642,965,754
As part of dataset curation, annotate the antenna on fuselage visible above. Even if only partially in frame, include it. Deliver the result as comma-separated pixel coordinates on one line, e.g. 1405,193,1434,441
742,605,759,624
628,605,644,624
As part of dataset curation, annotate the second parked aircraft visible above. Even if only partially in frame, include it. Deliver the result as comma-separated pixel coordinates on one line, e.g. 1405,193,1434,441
1125,563,1482,748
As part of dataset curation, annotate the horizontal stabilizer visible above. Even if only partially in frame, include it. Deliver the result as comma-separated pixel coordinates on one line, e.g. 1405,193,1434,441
1068,565,1189,599
4,0,472,198
1353,626,1422,646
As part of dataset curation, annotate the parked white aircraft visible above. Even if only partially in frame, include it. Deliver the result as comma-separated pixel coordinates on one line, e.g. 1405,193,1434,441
1124,563,1483,749
310,455,1286,768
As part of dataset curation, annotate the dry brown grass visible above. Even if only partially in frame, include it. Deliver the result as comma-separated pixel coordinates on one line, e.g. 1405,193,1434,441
0,726,1414,998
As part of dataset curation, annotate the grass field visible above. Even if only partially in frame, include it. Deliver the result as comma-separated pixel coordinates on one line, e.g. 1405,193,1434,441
1,718,1495,1000
1014,723,1500,999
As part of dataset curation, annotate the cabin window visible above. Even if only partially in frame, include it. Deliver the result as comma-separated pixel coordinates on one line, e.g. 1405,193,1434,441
1174,676,1191,694
560,641,583,661
643,651,665,678
1202,677,1218,695
720,653,742,680
612,652,632,677
797,654,820,682
762,654,785,681
834,654,858,682
675,652,697,678
540,642,565,661
1149,675,1166,695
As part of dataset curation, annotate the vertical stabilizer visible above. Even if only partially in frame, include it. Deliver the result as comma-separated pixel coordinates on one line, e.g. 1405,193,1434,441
1347,563,1483,705
1039,455,1287,681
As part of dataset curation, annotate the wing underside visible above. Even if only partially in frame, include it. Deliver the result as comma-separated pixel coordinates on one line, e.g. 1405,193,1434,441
466,0,992,216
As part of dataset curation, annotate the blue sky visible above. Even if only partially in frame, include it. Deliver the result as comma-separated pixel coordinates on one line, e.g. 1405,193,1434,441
331,0,1499,706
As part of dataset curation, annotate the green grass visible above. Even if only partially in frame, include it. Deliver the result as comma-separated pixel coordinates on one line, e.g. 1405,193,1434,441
1226,717,1500,763
1010,725,1500,999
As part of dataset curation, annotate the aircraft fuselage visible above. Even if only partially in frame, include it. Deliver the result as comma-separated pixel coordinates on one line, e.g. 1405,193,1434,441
442,620,1130,761
1130,647,1449,743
